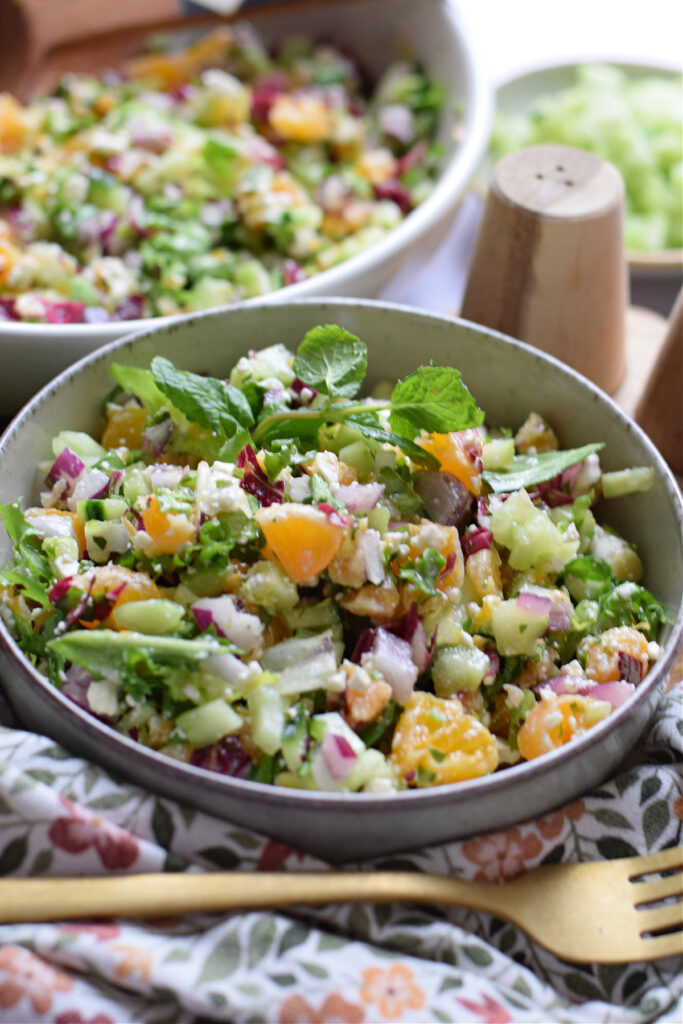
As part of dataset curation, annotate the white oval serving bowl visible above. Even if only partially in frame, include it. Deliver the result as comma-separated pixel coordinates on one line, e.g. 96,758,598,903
0,0,491,415
1,300,681,862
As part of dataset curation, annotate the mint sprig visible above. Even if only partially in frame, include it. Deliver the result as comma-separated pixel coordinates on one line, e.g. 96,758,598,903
292,325,367,398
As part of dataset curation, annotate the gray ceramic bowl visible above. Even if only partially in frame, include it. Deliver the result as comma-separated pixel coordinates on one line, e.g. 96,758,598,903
0,0,492,415
1,300,681,862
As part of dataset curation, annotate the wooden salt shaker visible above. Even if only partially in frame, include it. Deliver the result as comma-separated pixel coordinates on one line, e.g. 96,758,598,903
461,145,627,394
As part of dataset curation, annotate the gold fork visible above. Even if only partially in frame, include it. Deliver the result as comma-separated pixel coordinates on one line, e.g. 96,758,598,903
0,846,681,963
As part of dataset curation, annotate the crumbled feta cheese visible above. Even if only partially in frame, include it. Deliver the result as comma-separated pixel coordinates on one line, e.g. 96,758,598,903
195,461,252,517
86,679,119,717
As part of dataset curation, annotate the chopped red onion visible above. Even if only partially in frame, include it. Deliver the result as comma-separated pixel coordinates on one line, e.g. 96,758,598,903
248,135,286,169
535,674,595,697
83,306,110,324
142,419,173,459
547,596,571,632
618,652,644,685
251,71,287,121
44,300,86,325
60,665,94,710
317,503,353,528
192,595,263,651
0,297,19,321
317,174,351,213
319,733,358,781
378,103,415,145
49,577,75,605
396,139,428,176
112,295,144,321
591,681,635,706
462,526,493,560
373,180,412,215
334,482,384,514
516,592,552,617
283,259,308,286
356,528,385,585
483,650,500,686
45,448,85,493
200,199,233,228
361,627,418,704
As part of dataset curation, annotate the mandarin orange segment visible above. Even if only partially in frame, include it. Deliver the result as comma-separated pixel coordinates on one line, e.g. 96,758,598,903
517,693,609,760
417,429,483,495
101,405,148,450
0,94,29,154
583,626,650,683
141,495,196,556
255,505,345,585
345,679,393,728
268,94,331,142
390,691,498,785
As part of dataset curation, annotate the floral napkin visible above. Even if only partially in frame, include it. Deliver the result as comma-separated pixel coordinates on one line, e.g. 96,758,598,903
0,683,681,1024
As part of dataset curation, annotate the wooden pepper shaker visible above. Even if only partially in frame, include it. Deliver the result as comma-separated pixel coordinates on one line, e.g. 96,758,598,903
461,144,628,394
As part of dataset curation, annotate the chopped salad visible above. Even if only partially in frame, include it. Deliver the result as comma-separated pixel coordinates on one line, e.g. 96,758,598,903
0,26,445,324
0,325,665,792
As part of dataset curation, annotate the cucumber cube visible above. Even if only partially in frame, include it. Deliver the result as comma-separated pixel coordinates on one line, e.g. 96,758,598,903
248,685,285,757
492,598,548,656
176,699,242,748
602,467,655,498
112,599,185,635
482,437,515,470
432,645,490,695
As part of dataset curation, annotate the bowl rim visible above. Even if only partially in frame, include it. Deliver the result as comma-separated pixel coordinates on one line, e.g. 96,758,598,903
1,297,682,812
0,0,493,339
488,57,683,271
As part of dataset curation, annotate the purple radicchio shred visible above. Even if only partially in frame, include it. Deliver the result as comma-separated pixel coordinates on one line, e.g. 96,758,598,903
462,526,493,560
237,444,284,507
48,576,75,606
44,300,86,324
289,377,318,406
618,651,644,685
373,180,412,215
190,735,252,777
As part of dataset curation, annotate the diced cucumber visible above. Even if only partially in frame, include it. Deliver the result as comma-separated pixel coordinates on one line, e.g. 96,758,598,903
76,497,128,523
123,468,150,501
248,685,285,757
262,631,338,671
234,259,272,298
432,645,490,695
366,503,390,533
282,599,339,631
52,431,106,467
243,560,299,614
482,437,515,470
345,748,386,791
318,423,364,454
281,709,309,772
339,440,374,479
68,276,99,306
491,598,548,656
229,343,295,388
490,489,579,572
112,599,185,635
84,520,130,563
175,699,242,748
602,467,655,498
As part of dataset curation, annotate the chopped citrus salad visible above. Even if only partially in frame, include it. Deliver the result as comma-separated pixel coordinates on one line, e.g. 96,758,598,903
0,25,444,324
0,325,665,791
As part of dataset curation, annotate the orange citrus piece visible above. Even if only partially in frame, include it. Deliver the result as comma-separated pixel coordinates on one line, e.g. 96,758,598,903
584,626,649,683
255,504,345,585
390,691,498,785
517,693,609,760
101,405,148,450
417,429,483,495
141,495,195,556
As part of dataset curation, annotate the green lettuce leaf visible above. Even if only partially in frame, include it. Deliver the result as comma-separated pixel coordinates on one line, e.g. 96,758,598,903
482,443,603,493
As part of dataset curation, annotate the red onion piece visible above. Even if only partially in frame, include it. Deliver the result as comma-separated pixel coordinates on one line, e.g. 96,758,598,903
192,606,220,636
192,596,262,650
535,674,595,697
361,627,418,704
396,138,428,176
462,526,493,560
142,420,173,459
45,448,86,491
335,482,384,515
378,103,415,145
373,180,412,215
112,295,144,321
618,652,644,685
251,71,287,121
320,733,358,781
483,650,500,686
591,681,635,706
547,598,571,632
48,577,75,605
44,300,86,325
283,259,307,286
60,665,94,710
0,297,19,321
516,591,551,617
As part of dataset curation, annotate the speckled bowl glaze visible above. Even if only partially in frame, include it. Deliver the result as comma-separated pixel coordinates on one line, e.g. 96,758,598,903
1,299,681,862
0,0,492,415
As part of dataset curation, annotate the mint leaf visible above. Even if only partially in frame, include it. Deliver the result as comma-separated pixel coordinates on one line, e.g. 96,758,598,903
345,414,439,469
292,325,367,398
377,467,424,518
389,365,484,439
152,357,254,435
398,547,446,596
482,443,603,493
0,500,53,608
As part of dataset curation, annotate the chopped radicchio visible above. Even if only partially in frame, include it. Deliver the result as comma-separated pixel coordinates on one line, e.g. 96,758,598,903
237,443,284,507
190,736,252,777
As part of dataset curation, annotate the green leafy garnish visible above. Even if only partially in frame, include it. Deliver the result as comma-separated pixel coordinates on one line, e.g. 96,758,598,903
398,547,446,596
152,356,254,435
389,364,484,439
594,585,666,636
482,443,603,493
0,500,54,609
292,325,367,398
563,556,613,599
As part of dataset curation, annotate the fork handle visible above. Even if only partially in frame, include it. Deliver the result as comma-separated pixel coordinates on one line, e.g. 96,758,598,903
0,871,506,924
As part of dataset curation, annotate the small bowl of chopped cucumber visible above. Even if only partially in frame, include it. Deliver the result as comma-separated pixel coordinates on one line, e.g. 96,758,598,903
0,298,681,862
483,61,682,278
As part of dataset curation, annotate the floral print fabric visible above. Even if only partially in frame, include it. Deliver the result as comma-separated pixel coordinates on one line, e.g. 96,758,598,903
0,683,680,1024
